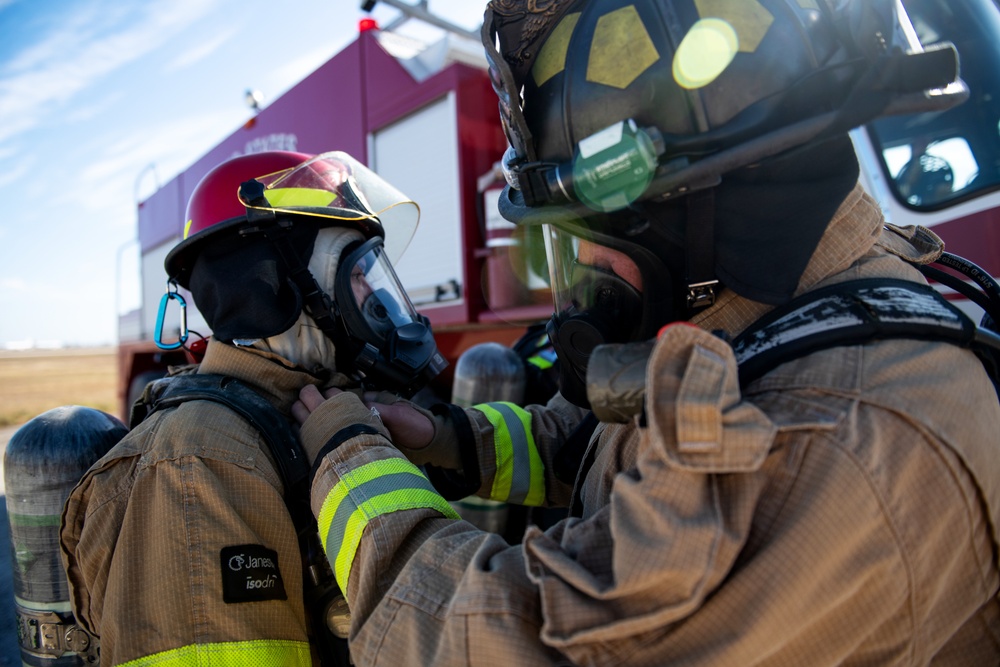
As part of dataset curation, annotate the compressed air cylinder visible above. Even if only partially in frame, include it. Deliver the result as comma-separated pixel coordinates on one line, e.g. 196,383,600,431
5,406,127,665
450,342,526,535
452,342,527,409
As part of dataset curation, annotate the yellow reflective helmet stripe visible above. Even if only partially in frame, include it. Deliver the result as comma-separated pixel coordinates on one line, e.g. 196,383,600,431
118,639,312,666
476,402,545,506
264,186,339,208
317,458,459,601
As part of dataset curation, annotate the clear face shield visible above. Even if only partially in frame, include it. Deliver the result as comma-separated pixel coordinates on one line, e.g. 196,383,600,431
334,237,447,397
238,151,419,262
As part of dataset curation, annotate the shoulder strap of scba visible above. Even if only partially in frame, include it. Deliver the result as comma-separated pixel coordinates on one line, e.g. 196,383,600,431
131,373,313,529
130,373,351,664
732,277,1000,396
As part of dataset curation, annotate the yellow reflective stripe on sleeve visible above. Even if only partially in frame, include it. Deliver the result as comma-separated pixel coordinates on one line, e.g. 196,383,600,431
316,458,459,601
119,639,311,666
476,402,546,506
317,458,421,551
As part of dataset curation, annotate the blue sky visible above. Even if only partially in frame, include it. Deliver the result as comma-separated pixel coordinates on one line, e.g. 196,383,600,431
0,0,485,348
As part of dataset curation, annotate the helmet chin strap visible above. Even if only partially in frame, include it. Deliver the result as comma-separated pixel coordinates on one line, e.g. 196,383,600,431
684,188,719,310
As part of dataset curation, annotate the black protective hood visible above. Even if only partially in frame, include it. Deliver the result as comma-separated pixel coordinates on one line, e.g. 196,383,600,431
187,223,317,342
711,134,861,305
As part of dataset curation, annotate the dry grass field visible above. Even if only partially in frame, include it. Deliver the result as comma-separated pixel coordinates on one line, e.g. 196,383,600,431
0,347,117,427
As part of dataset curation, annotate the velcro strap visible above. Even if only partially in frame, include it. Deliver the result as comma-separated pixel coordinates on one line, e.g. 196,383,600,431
309,424,380,483
675,346,726,452
424,403,482,501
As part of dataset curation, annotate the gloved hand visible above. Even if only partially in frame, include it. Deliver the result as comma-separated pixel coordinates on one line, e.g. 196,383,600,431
293,385,387,465
293,386,462,469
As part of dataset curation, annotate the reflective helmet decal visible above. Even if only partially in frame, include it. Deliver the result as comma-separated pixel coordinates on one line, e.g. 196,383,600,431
586,5,660,89
489,0,966,213
533,13,581,86
694,0,774,53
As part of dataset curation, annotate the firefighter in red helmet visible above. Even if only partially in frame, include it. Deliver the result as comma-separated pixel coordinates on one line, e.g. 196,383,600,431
60,150,444,665
290,1,1000,665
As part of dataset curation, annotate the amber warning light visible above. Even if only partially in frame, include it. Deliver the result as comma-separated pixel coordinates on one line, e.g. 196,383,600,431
359,18,379,32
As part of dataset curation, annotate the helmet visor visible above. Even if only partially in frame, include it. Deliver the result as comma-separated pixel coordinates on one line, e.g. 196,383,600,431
239,151,419,262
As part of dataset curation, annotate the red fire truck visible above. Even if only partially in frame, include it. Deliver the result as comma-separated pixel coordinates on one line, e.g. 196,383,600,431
116,0,1000,420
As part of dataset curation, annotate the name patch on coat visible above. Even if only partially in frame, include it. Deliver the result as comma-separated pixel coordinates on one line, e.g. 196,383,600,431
220,544,288,603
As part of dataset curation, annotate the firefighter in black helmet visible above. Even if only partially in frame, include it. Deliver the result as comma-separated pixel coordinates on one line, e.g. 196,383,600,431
292,2,1000,665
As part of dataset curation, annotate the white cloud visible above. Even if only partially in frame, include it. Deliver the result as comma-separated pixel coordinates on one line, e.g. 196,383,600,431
64,90,126,124
0,0,223,144
0,160,30,189
46,106,243,221
163,27,237,73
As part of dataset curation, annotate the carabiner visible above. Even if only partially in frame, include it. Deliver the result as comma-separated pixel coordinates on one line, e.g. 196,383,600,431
154,281,189,350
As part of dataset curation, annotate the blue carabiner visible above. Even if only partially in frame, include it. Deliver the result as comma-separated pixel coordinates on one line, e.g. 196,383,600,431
154,282,189,350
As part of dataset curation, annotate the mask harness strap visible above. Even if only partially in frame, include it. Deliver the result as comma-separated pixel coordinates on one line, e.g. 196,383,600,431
685,188,719,309
237,179,347,348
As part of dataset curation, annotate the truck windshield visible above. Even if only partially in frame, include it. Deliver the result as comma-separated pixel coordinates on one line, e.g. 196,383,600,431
865,0,1000,211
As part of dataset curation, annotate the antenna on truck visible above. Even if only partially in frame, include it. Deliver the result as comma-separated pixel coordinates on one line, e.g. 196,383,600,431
359,0,480,41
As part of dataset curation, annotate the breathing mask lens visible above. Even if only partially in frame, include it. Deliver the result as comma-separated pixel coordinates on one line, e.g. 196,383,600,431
334,237,446,397
339,240,421,343
543,225,643,331
542,225,645,407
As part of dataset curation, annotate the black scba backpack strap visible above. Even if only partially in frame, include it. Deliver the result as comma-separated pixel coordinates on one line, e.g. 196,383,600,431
732,278,1000,395
131,374,350,665
131,374,312,526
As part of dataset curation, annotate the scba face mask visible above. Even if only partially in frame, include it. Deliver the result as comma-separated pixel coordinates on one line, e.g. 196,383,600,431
334,237,446,397
543,224,648,408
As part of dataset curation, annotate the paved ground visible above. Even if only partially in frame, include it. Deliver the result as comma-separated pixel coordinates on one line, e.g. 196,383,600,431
1,425,28,664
